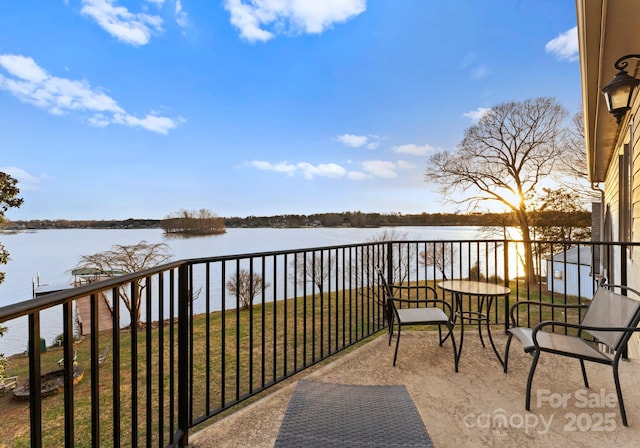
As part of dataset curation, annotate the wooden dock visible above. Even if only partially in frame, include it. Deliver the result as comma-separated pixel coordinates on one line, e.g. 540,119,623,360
75,292,113,336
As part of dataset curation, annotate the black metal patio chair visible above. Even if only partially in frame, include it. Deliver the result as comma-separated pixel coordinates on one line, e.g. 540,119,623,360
504,281,640,426
376,267,458,372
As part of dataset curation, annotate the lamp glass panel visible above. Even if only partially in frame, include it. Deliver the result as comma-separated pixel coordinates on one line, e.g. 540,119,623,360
611,85,635,110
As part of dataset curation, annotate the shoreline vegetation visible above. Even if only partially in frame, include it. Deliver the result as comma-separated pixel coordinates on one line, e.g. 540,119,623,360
160,209,226,236
0,210,590,232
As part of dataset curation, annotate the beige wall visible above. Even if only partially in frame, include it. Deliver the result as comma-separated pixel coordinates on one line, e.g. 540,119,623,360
607,108,640,357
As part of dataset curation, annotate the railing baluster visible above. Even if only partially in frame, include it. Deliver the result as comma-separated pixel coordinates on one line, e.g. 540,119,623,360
90,293,100,446
220,262,226,409
234,258,240,401
283,254,288,377
205,262,211,416
130,282,138,447
177,263,190,447
272,254,277,383
112,285,121,447
146,278,153,448
28,311,43,448
158,273,165,447
63,301,75,448
168,270,175,445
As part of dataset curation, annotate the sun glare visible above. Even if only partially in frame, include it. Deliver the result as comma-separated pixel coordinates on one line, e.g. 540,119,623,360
502,190,523,209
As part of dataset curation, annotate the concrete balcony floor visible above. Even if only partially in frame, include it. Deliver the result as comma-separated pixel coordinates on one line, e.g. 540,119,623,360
191,331,640,447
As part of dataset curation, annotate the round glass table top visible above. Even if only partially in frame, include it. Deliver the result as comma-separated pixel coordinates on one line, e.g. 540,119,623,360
437,280,510,296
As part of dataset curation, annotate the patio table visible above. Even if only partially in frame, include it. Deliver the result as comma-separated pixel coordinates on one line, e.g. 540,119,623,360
437,280,510,368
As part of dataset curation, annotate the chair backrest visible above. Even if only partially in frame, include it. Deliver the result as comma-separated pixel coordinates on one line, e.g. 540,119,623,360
375,267,394,298
583,284,640,350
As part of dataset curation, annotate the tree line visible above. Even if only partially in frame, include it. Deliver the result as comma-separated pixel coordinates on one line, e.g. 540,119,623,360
0,210,591,231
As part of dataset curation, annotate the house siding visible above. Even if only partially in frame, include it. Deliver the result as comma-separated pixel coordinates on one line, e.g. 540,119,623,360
607,117,640,356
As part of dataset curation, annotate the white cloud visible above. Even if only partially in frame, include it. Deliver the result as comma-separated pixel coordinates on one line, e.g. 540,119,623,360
362,160,397,179
347,171,368,180
250,160,347,179
88,113,111,127
0,55,48,83
396,160,416,170
545,26,578,62
392,144,434,156
463,107,491,123
250,156,416,181
0,166,45,191
80,0,164,46
113,112,181,135
250,160,297,175
338,133,382,149
175,0,189,29
224,0,366,43
361,159,414,178
0,54,180,134
297,162,346,179
337,133,368,148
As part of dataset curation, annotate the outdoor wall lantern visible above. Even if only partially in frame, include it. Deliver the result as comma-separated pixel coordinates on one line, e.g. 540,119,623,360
601,54,640,124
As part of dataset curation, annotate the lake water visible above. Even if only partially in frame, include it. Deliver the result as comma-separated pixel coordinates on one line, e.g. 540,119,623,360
0,226,489,355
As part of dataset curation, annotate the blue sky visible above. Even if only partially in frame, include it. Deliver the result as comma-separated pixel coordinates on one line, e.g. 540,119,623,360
0,1,580,220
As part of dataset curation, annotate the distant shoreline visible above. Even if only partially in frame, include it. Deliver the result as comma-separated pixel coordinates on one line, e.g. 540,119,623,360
1,209,590,232
1,212,507,232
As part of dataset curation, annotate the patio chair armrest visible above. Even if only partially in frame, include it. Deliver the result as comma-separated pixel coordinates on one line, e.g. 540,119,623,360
602,283,640,298
508,300,588,327
388,297,453,318
531,320,640,347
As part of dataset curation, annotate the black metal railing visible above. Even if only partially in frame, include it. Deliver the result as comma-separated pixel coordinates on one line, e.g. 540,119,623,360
0,239,636,447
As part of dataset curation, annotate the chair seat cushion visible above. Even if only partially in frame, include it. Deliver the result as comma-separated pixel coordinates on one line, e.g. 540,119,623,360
396,307,448,324
508,327,611,361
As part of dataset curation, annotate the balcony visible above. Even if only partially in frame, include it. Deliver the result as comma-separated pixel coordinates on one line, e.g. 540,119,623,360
0,238,637,447
192,331,640,447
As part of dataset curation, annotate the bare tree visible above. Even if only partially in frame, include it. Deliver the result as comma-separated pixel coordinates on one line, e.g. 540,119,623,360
365,229,415,284
425,97,568,283
75,241,172,326
225,269,269,310
291,251,335,297
557,111,599,200
419,242,456,280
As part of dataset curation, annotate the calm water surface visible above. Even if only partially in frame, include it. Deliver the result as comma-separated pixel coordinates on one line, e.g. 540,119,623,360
0,226,487,355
